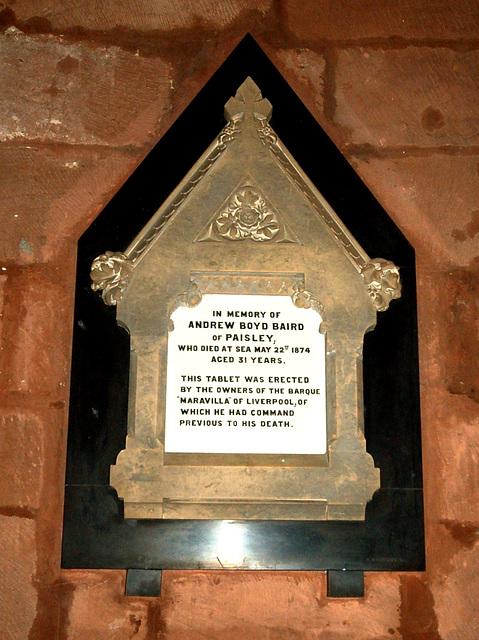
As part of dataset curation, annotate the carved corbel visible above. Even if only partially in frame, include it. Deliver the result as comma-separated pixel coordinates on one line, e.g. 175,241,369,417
90,251,134,306
361,258,401,312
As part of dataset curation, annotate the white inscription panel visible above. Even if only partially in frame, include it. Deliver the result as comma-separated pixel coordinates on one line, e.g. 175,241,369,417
165,294,327,455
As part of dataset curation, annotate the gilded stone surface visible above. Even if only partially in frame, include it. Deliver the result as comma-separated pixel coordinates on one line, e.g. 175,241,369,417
93,78,402,520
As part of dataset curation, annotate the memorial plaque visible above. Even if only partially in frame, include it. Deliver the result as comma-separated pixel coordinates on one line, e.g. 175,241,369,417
165,294,327,456
90,77,401,521
63,38,423,585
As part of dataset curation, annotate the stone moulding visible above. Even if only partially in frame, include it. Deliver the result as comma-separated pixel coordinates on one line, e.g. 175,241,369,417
90,78,401,521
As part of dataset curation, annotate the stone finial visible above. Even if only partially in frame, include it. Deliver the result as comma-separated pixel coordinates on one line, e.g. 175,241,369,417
224,77,272,122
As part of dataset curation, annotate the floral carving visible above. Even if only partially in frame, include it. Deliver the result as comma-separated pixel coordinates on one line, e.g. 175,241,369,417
90,251,134,306
292,282,325,316
215,186,279,242
255,118,278,147
361,258,401,312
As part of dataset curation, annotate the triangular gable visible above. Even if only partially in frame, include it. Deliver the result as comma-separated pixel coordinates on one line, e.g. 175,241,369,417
92,78,401,314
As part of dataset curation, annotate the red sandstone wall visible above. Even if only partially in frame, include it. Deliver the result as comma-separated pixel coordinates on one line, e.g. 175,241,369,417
0,2,478,638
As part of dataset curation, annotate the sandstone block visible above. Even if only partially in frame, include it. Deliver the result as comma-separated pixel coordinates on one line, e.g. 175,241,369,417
432,541,479,640
8,1,272,33
273,49,326,118
0,146,143,263
160,571,401,639
413,267,479,523
0,268,72,394
442,266,479,408
285,0,479,41
421,385,479,524
398,575,440,640
346,154,479,266
0,516,37,640
0,31,172,146
335,48,479,148
61,570,151,640
0,411,45,511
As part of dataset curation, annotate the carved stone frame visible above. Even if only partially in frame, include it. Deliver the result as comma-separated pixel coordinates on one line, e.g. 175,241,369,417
91,79,401,521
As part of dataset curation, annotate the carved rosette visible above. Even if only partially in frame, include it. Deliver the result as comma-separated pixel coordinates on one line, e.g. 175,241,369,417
215,186,280,242
90,251,134,306
361,258,401,312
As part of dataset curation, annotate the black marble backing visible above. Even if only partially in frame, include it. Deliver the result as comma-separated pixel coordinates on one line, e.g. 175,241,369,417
62,35,424,573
